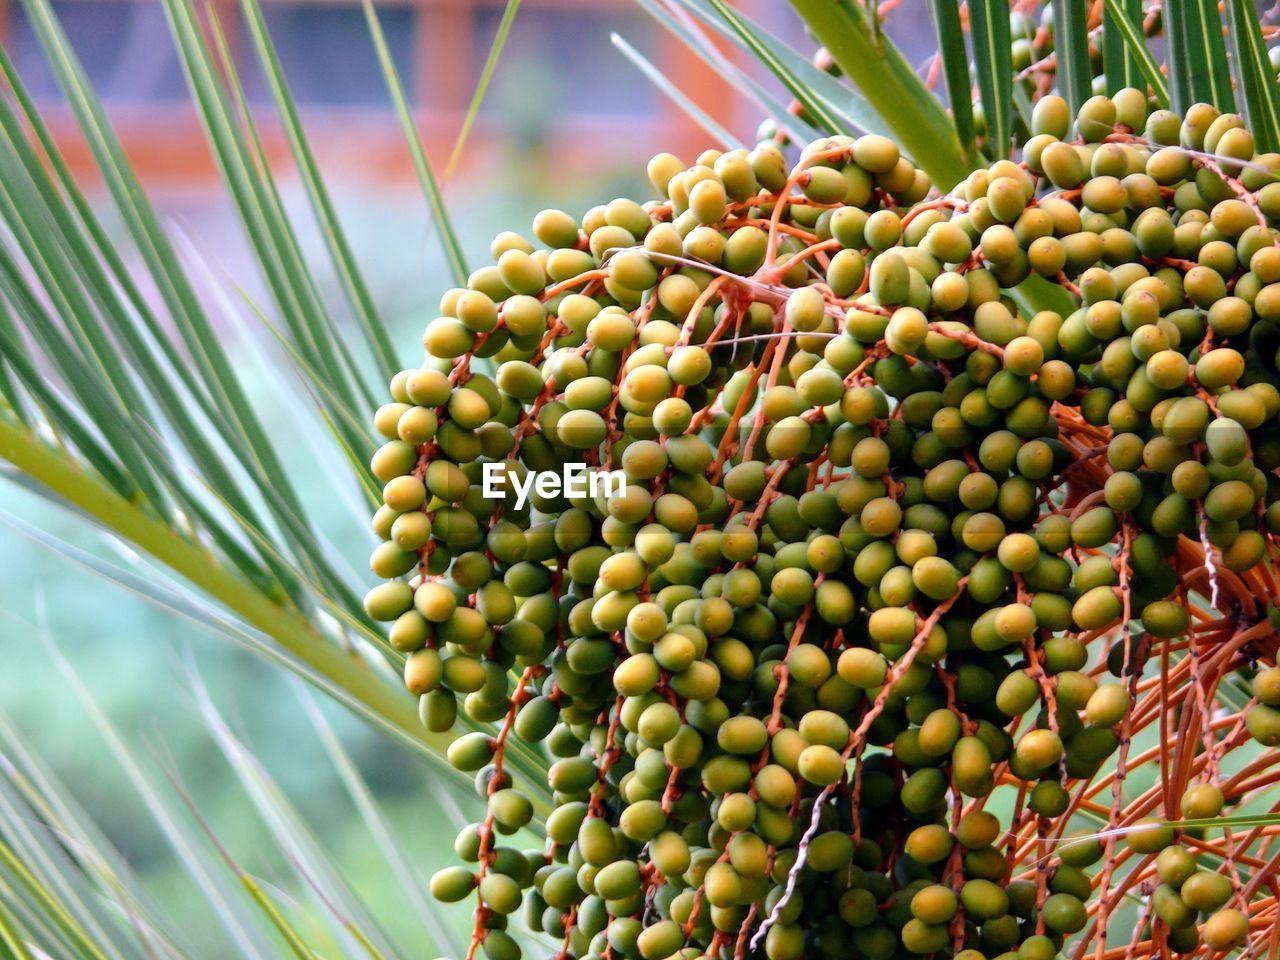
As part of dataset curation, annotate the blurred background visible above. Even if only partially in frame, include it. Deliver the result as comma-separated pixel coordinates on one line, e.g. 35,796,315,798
0,1,935,953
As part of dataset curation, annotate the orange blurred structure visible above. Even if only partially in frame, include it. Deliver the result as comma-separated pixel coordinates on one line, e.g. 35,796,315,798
4,0,770,188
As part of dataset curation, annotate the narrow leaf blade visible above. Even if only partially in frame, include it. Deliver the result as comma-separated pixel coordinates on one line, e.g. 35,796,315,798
1225,0,1280,153
1163,0,1196,113
447,0,521,176
1193,0,1235,112
361,0,469,287
634,0,819,144
924,0,976,156
1052,0,1091,115
673,0,895,139
969,0,1014,159
1101,0,1170,108
1166,0,1233,111
237,0,400,381
788,0,972,187
701,0,848,136
611,33,743,150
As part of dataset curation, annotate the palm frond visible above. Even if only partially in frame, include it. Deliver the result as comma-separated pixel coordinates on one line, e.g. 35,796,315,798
611,33,744,150
633,0,818,144
1051,0,1092,116
1165,0,1232,112
676,0,895,141
297,690,467,958
22,634,272,958
968,0,1014,160
925,0,977,157
16,0,316,542
162,0,376,425
0,605,486,959
236,0,400,381
788,0,973,187
448,0,523,177
698,0,850,137
1100,0,1170,107
1224,0,1280,153
0,421,432,760
0,0,539,805
361,0,469,287
188,672,407,959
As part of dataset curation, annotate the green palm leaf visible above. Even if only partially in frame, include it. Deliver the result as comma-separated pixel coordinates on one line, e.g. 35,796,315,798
673,0,892,139
1224,0,1280,153
362,0,469,287
1052,0,1092,116
700,0,848,137
298,690,466,957
0,421,433,760
633,0,817,143
16,0,316,543
1166,0,1234,112
788,0,972,186
925,0,977,157
611,33,743,149
448,0,522,177
1100,0,1170,107
968,0,1014,160
236,0,400,381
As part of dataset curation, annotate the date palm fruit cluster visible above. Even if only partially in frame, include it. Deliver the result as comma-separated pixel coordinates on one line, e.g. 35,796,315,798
364,89,1280,960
